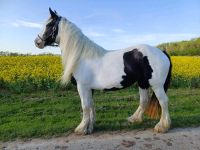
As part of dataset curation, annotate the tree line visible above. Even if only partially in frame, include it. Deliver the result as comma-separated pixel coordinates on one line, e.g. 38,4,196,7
157,37,200,56
1,37,200,56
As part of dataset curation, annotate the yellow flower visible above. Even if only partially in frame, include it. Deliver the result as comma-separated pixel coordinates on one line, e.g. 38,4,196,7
0,55,199,85
0,56,62,83
171,56,200,80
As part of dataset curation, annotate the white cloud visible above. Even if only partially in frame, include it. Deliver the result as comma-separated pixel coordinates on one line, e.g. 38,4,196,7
93,33,199,50
142,33,198,45
112,28,125,33
87,31,106,37
84,13,103,19
84,12,113,19
12,20,42,29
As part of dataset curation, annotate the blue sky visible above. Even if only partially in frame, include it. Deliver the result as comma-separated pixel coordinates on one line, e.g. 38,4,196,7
0,0,200,54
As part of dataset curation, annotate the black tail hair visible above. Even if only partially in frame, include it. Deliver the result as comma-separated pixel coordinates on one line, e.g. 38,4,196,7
162,50,172,92
145,51,172,119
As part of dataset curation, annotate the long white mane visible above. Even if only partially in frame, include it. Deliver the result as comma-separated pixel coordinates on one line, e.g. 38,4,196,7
58,18,106,84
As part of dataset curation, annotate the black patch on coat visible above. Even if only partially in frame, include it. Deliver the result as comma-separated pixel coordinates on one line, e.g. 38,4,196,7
71,76,77,86
121,49,153,89
104,87,121,91
104,49,153,91
43,17,61,46
162,50,172,92
92,89,94,96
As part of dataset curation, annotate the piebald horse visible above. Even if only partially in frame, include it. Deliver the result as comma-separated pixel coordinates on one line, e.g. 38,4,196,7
35,8,172,134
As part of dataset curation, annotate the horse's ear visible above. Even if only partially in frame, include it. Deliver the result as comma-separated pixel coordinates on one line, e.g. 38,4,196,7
49,7,58,19
54,10,57,14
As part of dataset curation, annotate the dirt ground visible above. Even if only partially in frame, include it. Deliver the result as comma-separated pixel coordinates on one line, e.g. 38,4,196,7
1,127,200,150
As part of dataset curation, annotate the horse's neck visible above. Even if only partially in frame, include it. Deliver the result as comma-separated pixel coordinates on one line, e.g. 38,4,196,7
60,21,107,59
58,20,107,84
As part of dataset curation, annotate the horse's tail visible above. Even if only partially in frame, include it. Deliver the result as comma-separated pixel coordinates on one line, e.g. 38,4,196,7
145,51,172,119
163,51,172,92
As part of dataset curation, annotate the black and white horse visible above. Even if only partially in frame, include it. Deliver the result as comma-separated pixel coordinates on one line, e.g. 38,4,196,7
35,8,172,134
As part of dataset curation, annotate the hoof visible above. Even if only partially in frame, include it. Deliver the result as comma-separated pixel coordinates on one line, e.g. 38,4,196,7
127,116,142,123
74,127,87,135
154,123,169,133
74,124,93,135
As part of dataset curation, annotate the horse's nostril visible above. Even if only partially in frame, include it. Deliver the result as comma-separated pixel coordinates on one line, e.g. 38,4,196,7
35,39,40,45
35,41,39,47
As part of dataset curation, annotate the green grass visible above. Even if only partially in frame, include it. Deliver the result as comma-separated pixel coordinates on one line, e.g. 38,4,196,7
171,77,200,88
2,78,200,93
0,88,200,141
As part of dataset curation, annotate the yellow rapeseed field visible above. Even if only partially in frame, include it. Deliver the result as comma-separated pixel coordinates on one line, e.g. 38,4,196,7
171,56,200,79
0,55,199,86
0,56,62,84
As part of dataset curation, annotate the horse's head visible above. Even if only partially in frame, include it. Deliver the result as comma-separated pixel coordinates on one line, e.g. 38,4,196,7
34,8,61,49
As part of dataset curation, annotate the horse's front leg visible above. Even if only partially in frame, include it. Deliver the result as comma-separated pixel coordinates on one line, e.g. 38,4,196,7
75,84,95,135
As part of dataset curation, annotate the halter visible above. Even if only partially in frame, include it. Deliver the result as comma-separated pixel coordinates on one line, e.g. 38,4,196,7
37,17,61,47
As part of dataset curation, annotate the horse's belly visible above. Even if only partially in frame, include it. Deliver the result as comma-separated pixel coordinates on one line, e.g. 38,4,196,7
91,68,124,90
91,52,126,90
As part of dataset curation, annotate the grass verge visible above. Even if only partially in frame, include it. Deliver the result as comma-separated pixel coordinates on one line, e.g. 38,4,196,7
0,88,200,141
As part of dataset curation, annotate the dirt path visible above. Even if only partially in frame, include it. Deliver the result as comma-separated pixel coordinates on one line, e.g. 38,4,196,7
1,127,200,150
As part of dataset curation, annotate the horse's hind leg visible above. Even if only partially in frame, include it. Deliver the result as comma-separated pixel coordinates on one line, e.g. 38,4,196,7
128,87,149,123
153,86,171,133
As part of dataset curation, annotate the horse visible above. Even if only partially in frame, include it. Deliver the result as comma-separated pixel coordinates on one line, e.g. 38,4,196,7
35,8,172,135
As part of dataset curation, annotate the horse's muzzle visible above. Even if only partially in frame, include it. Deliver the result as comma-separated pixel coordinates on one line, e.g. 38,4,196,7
34,37,45,49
